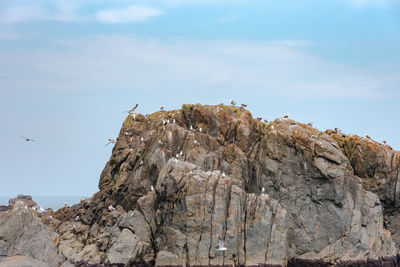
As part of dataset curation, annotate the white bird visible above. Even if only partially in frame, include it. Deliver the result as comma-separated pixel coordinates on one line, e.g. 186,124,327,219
158,140,163,145
123,104,138,114
141,137,144,142
194,139,200,146
222,172,225,177
199,127,202,133
63,202,68,208
20,136,36,142
125,131,132,136
261,187,265,193
189,125,194,131
139,160,144,166
167,119,170,124
108,205,115,212
75,216,80,221
151,185,155,191
173,119,176,124
105,139,116,146
217,238,227,251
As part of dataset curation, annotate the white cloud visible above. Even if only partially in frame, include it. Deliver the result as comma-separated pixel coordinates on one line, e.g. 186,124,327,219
0,29,21,40
96,6,162,23
0,6,46,24
0,35,398,99
347,0,400,7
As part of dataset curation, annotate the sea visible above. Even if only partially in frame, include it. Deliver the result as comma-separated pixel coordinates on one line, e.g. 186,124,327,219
0,196,84,210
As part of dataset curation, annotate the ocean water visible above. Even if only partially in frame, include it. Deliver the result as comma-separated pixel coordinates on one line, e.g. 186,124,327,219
0,196,84,210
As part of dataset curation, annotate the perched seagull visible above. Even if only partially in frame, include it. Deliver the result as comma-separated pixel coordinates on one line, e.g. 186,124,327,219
160,106,164,111
123,104,138,114
261,187,265,193
307,122,313,127
199,127,202,133
158,140,163,145
283,114,290,119
108,205,116,212
217,238,227,251
173,119,176,124
20,136,36,142
105,139,116,146
263,119,268,123
75,216,80,221
383,140,387,144
139,160,144,166
150,185,155,191
63,202,68,208
125,131,132,136
194,139,200,146
230,100,236,106
189,125,194,131
334,127,339,133
222,172,226,177
365,134,371,139
256,117,262,121
141,137,144,142
241,103,247,108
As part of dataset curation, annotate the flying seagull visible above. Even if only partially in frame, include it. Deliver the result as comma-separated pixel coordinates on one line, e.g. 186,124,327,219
123,104,138,114
217,238,227,251
105,139,116,146
20,136,36,142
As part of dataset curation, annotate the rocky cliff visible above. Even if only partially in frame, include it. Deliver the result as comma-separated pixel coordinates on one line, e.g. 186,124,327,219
1,104,400,267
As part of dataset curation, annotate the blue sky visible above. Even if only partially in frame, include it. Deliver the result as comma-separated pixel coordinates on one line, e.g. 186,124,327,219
0,0,399,197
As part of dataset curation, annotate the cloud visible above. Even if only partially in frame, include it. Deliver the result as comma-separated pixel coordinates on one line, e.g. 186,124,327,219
96,6,163,23
0,35,398,99
347,0,400,7
0,29,21,40
0,6,46,24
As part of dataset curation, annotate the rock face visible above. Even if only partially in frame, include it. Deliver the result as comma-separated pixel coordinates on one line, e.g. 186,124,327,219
2,104,400,266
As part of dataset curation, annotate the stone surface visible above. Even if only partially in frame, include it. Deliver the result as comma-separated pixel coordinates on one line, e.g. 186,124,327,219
0,255,49,267
2,104,400,266
0,196,62,267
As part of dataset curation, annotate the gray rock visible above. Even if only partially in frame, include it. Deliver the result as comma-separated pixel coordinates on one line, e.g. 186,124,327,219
0,255,49,267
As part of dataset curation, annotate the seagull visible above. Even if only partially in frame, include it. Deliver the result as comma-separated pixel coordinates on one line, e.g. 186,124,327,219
217,238,227,251
307,122,313,127
108,205,115,212
160,106,164,111
241,103,247,108
125,131,132,136
123,104,138,114
263,119,268,123
199,127,202,133
141,137,144,142
230,100,236,106
75,216,80,221
334,127,339,133
189,125,194,131
158,140,163,145
365,134,371,139
383,140,387,144
194,139,200,146
222,172,225,177
150,185,154,191
173,119,176,124
20,136,36,142
139,160,144,166
63,202,68,208
105,139,116,146
256,117,262,121
261,187,265,193
283,114,290,119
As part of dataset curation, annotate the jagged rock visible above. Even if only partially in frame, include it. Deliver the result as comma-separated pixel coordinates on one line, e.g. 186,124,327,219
0,196,62,266
0,255,48,267
3,104,400,266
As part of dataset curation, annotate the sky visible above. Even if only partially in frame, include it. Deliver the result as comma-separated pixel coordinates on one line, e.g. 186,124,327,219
0,0,399,198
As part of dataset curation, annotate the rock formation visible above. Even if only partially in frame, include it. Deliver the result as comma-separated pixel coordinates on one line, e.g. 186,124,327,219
1,104,400,266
